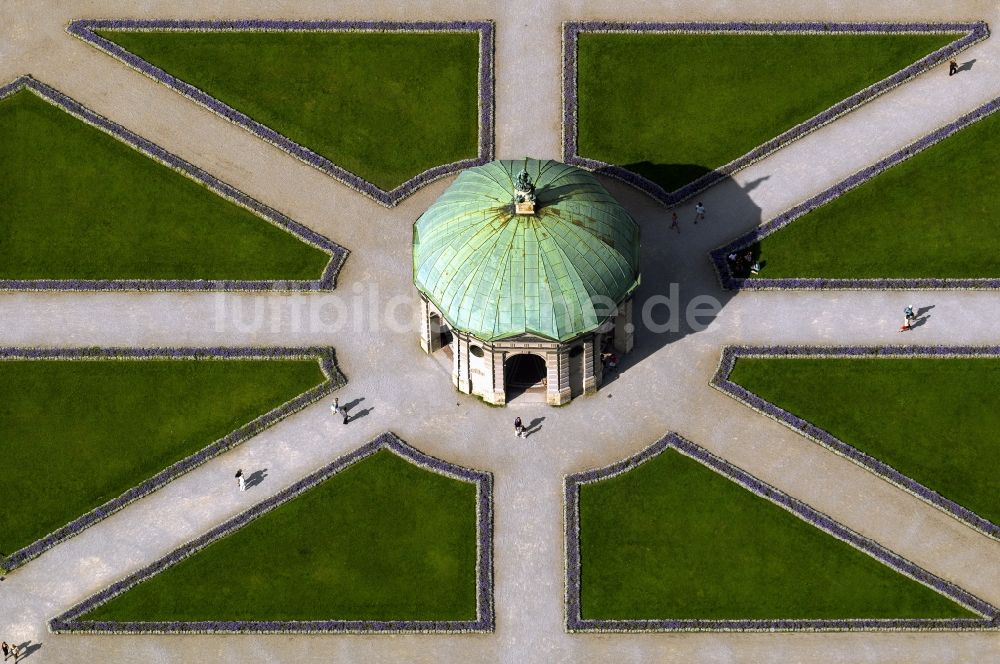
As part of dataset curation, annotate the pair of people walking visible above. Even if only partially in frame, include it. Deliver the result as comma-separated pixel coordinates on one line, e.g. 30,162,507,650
330,397,350,425
1,641,21,661
666,202,705,231
667,202,705,231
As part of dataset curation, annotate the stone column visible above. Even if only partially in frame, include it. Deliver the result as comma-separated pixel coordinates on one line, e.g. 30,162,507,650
614,298,634,354
455,334,472,394
489,349,506,405
548,347,572,405
583,334,598,394
419,298,433,353
452,334,463,391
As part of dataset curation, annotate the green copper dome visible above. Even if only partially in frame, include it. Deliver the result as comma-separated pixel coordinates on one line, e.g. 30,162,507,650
413,159,640,343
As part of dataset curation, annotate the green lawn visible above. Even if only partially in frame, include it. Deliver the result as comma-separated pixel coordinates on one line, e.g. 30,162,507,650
576,33,957,193
729,357,1000,526
578,447,973,619
84,448,479,621
0,359,326,556
750,110,1000,279
97,30,481,190
0,90,331,281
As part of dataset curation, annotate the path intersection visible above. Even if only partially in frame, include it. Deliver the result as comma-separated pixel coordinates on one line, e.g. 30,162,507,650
1,0,999,662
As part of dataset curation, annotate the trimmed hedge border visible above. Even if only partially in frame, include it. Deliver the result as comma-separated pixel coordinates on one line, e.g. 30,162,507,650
564,432,999,632
68,19,496,208
562,21,988,207
49,432,494,634
711,345,1000,540
0,75,346,292
0,346,345,573
711,95,1000,290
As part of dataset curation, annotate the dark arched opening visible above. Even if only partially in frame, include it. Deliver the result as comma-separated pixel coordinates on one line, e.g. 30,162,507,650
504,353,547,402
429,312,453,354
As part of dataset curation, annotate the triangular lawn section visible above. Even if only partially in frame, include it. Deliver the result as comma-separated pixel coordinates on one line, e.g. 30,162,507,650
0,358,326,556
0,89,330,281
578,446,975,620
750,108,1000,279
81,448,479,621
729,356,1000,528
96,30,481,191
577,32,959,193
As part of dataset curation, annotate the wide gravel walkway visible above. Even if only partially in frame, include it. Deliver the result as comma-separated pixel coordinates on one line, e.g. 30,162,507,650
1,1,999,662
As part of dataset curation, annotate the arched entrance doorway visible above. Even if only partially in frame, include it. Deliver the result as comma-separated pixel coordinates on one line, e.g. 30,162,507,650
428,312,453,353
504,353,547,402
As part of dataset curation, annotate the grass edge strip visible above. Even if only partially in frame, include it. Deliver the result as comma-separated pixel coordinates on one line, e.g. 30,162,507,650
708,95,1000,290
67,19,496,208
561,20,989,208
0,75,347,291
564,430,999,632
0,346,345,573
47,431,494,634
709,344,1000,539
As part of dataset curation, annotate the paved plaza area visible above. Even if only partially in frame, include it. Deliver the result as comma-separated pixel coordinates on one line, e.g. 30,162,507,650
1,0,999,661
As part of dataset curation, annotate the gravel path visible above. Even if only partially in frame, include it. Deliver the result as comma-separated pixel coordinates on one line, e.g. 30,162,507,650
1,0,999,662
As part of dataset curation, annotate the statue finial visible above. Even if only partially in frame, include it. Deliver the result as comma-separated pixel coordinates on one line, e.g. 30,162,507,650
514,168,535,202
513,162,537,215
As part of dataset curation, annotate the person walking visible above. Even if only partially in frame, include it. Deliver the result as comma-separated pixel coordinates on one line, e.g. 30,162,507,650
694,202,706,224
2,641,9,660
514,417,526,438
949,59,958,76
8,645,17,662
904,304,916,326
236,469,245,492
670,211,680,233
331,397,348,425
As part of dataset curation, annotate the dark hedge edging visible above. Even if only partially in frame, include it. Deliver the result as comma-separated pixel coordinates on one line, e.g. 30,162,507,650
710,95,1000,290
0,346,345,574
0,75,346,292
67,19,496,208
562,21,988,208
711,345,1000,540
564,431,999,632
49,432,494,634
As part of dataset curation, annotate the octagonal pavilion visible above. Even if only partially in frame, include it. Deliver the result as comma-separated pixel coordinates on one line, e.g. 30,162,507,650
413,158,640,406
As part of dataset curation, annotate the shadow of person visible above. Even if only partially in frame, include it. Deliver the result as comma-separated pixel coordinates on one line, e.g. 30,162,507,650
347,407,374,423
916,304,935,317
597,168,764,368
911,314,931,329
343,397,365,412
525,417,545,437
957,59,976,73
17,641,41,659
244,469,268,490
